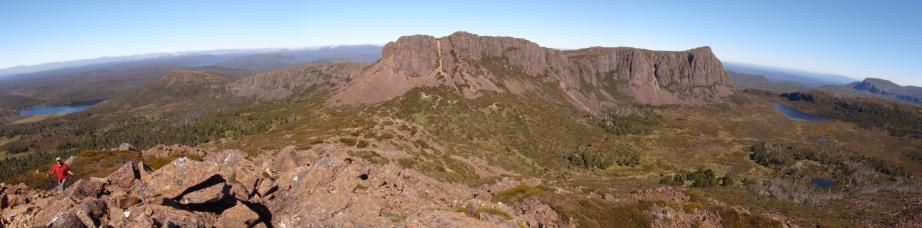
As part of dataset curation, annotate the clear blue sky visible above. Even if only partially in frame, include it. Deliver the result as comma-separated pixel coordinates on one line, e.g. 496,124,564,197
1,0,920,85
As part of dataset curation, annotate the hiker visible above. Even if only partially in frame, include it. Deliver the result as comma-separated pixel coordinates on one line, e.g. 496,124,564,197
49,157,74,191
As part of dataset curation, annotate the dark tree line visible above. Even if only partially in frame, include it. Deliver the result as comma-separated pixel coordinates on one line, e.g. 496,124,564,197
0,150,74,181
749,142,908,187
660,168,734,187
1,107,287,183
780,92,922,138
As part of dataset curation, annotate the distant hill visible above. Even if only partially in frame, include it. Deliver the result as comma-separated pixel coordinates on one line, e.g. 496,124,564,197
848,78,922,105
727,71,810,92
0,45,382,78
724,62,855,87
0,45,382,110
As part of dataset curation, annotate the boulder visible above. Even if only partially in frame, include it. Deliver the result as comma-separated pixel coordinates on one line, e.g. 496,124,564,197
235,167,261,196
275,146,301,173
143,157,221,199
179,183,226,205
257,179,277,197
227,182,252,201
32,199,78,227
73,198,107,227
48,212,87,228
137,162,154,184
4,194,25,208
118,143,137,152
113,193,142,209
208,151,261,196
215,203,260,228
66,179,106,200
13,183,28,195
107,162,139,189
0,194,7,209
124,205,205,228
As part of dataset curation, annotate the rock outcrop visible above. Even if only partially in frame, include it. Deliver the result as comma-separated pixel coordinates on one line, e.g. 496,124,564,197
0,145,563,227
116,143,136,152
330,32,733,111
849,78,922,105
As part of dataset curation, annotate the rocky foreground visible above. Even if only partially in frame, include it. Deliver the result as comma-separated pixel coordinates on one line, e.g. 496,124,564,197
0,144,569,227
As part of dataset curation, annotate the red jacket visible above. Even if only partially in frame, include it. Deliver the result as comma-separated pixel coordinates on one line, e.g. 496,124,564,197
51,163,70,181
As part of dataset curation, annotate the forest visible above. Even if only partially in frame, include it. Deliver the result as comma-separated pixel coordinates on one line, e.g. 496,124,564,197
0,103,288,184
780,91,922,138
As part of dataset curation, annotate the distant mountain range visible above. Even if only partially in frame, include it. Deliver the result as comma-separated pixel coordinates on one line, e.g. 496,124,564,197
724,62,856,87
0,45,383,78
0,45,383,108
848,78,922,105
726,62,922,106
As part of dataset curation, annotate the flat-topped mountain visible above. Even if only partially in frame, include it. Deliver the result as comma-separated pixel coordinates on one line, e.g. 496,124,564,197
331,32,733,111
849,78,922,104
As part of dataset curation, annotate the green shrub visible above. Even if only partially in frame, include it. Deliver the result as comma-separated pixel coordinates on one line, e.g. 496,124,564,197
338,137,357,146
720,176,735,186
598,111,660,136
660,175,682,186
493,184,547,203
749,143,791,167
565,144,612,170
356,140,369,148
348,150,389,165
687,169,719,188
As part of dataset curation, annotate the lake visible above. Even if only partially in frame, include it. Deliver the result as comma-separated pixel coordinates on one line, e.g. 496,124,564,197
772,103,829,123
19,103,98,116
810,177,835,189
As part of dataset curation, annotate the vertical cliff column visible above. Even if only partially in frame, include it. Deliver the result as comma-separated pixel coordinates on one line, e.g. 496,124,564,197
436,39,445,77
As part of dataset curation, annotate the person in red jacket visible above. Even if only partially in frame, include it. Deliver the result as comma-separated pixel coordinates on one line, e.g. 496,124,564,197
49,157,74,191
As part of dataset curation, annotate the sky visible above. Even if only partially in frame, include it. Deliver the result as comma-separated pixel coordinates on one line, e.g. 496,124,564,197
1,0,920,85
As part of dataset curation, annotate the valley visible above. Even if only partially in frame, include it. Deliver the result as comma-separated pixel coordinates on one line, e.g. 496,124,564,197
0,32,920,227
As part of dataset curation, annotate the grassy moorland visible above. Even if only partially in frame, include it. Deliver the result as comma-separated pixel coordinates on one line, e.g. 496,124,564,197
195,87,921,226
1,84,920,226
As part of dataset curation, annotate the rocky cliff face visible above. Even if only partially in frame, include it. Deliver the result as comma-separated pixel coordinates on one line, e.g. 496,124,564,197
330,32,733,111
849,78,922,105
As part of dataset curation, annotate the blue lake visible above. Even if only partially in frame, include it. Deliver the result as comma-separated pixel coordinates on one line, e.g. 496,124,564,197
19,103,98,116
772,103,829,123
810,177,835,189
817,137,830,143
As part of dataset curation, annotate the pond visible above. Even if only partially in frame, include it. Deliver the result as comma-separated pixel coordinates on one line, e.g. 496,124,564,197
817,137,830,143
772,103,829,123
19,102,99,116
810,177,835,189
